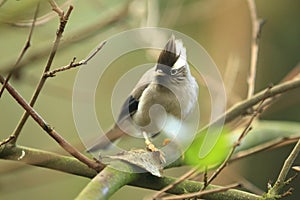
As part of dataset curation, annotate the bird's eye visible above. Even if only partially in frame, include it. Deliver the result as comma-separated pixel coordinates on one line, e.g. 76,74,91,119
171,68,177,75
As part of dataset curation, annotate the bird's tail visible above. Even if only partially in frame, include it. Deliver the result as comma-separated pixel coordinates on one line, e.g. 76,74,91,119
86,125,125,152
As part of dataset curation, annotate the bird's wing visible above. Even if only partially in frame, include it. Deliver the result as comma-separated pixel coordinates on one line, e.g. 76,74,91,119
117,84,148,123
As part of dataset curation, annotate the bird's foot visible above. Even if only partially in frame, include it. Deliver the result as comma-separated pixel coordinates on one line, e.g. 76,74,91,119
145,140,166,164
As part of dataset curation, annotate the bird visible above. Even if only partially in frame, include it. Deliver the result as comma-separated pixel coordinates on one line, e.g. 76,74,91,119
88,35,199,153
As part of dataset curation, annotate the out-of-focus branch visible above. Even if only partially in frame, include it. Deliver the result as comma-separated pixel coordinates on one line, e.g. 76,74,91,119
231,136,300,162
246,0,265,99
0,2,129,75
201,78,300,133
0,2,40,98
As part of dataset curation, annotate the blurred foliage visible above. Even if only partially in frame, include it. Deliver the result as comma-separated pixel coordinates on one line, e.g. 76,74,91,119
0,0,299,199
185,128,231,168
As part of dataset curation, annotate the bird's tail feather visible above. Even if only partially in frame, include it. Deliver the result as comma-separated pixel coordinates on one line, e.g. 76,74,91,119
87,125,125,152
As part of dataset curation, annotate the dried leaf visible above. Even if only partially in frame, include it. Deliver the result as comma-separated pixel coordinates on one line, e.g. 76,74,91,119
104,149,164,177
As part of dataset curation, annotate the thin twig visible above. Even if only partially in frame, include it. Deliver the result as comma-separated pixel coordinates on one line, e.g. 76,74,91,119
0,2,40,98
9,5,74,144
246,0,265,99
49,0,64,18
268,138,300,195
152,167,199,199
161,183,241,200
0,75,105,171
0,135,16,147
203,88,270,190
230,136,300,162
44,41,107,77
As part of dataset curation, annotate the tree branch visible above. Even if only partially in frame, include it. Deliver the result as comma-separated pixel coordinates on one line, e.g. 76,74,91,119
268,138,300,196
10,5,74,144
1,120,299,199
0,74,104,171
0,2,129,76
246,0,265,99
0,145,97,178
44,41,106,78
201,78,300,132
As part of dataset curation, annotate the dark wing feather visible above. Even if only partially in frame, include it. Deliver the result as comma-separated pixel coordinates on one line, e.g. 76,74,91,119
117,84,149,123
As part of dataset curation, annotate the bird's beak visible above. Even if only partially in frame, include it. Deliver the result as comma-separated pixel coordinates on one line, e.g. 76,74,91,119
155,69,165,76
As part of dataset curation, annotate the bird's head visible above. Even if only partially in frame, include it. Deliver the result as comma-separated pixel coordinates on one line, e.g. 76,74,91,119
155,35,190,82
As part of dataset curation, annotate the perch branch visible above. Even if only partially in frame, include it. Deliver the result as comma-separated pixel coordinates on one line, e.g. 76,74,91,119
9,5,73,144
0,75,104,171
0,145,97,178
152,167,199,199
0,2,40,98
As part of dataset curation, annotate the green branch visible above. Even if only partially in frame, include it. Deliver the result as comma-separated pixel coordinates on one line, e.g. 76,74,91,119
2,120,299,199
0,144,97,178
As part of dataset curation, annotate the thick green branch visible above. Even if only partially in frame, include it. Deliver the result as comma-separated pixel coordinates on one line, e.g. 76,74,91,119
1,120,300,199
0,145,97,178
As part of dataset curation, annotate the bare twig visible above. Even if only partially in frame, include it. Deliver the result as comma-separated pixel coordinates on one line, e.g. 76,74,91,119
247,0,264,99
0,2,40,98
152,167,199,199
203,88,269,190
0,135,16,147
49,0,64,17
161,183,241,200
44,41,107,77
268,138,300,196
231,136,300,162
0,75,105,171
246,0,265,99
9,5,74,144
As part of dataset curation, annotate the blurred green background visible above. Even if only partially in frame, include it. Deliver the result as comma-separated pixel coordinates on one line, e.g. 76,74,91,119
0,0,299,199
